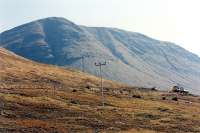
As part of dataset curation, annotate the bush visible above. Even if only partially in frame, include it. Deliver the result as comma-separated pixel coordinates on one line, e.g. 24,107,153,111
162,97,166,100
132,94,141,99
72,89,77,92
86,85,91,89
172,97,178,101
70,100,80,104
157,107,169,112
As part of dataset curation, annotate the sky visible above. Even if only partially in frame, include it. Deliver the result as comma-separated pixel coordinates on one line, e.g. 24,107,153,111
0,0,200,56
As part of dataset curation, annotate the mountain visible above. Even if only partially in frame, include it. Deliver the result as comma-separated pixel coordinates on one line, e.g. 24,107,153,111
1,17,200,94
1,48,200,133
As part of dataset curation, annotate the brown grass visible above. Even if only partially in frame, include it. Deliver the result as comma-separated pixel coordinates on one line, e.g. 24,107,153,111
0,48,200,133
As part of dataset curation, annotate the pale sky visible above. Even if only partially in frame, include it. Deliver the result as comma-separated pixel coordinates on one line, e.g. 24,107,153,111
0,0,200,56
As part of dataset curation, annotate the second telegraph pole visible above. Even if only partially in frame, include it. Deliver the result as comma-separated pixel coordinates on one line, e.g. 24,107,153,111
95,61,107,107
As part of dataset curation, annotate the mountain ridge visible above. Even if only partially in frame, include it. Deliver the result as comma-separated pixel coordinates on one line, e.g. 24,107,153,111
1,17,200,94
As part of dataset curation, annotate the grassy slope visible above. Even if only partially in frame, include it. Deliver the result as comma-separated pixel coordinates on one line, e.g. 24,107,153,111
0,48,200,133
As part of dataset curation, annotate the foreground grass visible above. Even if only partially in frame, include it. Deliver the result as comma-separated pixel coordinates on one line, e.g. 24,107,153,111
0,48,200,133
0,87,200,133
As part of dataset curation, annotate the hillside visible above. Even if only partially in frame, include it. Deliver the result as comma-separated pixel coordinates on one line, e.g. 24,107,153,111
0,48,200,132
1,17,200,95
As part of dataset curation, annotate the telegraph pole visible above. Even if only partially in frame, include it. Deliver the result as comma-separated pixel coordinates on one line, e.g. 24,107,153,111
80,54,90,72
81,56,85,72
95,61,107,107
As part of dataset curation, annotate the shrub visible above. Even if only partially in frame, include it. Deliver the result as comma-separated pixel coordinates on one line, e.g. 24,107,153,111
172,97,178,101
70,100,80,104
157,107,169,112
72,89,77,92
162,97,166,100
86,85,91,89
132,94,141,99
